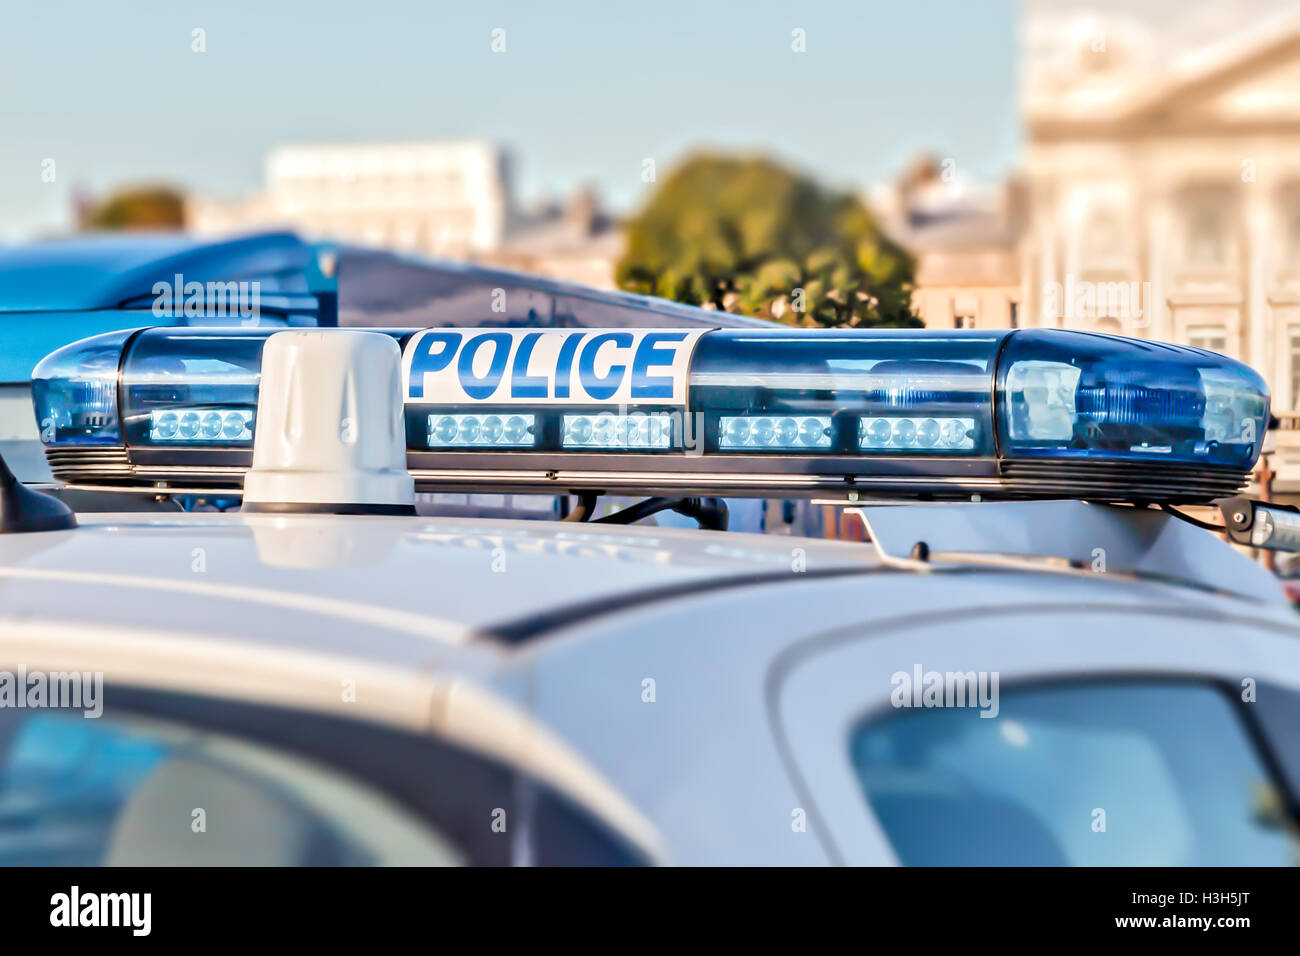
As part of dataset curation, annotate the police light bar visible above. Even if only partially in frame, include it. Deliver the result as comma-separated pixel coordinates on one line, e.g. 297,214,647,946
31,325,1269,503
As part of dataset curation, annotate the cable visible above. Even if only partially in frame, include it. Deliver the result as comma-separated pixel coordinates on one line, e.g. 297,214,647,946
594,497,682,525
561,491,599,522
1158,503,1224,532
594,496,730,531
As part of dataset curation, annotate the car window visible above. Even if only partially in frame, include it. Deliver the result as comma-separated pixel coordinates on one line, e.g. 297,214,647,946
849,680,1300,865
337,251,552,328
552,293,679,329
0,688,649,866
0,711,462,866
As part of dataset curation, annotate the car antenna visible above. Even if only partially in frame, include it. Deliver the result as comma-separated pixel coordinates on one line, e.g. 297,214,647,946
0,451,76,533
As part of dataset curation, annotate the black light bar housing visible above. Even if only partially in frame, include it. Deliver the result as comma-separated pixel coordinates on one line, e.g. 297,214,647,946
30,326,1270,504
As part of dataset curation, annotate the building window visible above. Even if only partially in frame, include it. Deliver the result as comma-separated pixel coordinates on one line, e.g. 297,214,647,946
954,314,976,329
1290,329,1300,410
1187,325,1228,355
1184,201,1229,268
1081,208,1126,272
1009,302,1020,329
1286,211,1300,267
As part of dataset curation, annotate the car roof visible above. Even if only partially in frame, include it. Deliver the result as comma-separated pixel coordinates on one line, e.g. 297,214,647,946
0,504,1287,672
334,245,771,329
0,232,310,313
0,231,768,330
0,512,878,671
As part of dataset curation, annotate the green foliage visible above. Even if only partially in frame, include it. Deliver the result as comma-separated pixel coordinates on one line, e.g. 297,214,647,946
84,187,185,230
617,155,919,328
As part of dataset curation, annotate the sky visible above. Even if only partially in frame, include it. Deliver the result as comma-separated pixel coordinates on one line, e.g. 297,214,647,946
0,0,1019,240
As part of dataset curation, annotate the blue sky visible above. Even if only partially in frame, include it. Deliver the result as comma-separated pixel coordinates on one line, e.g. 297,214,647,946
0,0,1018,239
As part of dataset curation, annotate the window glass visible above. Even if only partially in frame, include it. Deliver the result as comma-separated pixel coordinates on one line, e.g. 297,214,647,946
850,681,1298,865
0,712,462,866
1251,682,1300,801
1186,324,1228,355
0,689,650,867
554,292,695,329
337,251,552,328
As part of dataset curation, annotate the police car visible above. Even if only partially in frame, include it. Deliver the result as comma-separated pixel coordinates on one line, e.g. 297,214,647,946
0,324,1297,866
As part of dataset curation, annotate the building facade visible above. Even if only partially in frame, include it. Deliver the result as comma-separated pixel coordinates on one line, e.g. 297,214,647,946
891,5,1300,489
188,141,625,289
872,159,1027,332
1024,10,1300,488
481,188,624,290
189,141,511,260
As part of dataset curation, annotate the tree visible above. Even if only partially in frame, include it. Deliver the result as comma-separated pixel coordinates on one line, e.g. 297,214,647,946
83,186,185,230
617,155,920,328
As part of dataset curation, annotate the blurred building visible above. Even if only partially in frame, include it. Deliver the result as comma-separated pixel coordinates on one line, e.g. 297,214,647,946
189,140,624,289
483,187,625,290
1025,3,1300,488
883,2,1300,489
189,141,510,260
871,158,1028,331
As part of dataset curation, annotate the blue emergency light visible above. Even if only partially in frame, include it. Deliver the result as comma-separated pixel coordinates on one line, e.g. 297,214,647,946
30,325,1268,502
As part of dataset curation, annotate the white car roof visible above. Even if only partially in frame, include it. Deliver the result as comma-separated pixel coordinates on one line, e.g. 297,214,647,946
0,512,879,669
0,505,1288,666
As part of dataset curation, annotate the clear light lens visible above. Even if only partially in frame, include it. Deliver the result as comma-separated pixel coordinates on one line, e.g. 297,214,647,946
940,418,967,446
200,411,224,440
427,413,536,447
1248,504,1300,548
998,329,1269,468
591,415,616,446
153,412,178,440
1252,506,1300,550
502,415,530,444
859,417,975,452
1200,368,1268,446
563,412,671,449
31,329,133,446
1003,360,1081,441
718,415,832,450
150,408,252,443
